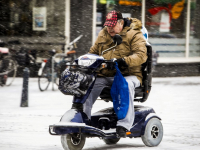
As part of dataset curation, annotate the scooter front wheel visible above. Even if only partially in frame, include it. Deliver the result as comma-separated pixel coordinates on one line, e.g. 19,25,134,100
61,133,86,150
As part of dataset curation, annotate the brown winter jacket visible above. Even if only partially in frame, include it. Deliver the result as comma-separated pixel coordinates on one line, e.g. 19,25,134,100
89,18,147,84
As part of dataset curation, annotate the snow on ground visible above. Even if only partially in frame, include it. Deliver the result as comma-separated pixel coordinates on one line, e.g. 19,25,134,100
0,77,200,150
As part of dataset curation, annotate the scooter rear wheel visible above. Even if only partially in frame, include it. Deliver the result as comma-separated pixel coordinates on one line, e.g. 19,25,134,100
61,133,86,150
103,138,120,145
141,118,163,147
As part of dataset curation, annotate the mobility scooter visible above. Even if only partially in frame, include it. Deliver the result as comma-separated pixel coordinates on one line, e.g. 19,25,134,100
49,35,163,150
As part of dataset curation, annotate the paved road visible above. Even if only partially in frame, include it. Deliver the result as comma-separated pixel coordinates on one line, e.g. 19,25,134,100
0,77,200,150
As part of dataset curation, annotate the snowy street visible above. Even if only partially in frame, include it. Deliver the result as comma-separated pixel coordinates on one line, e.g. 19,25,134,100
0,77,200,150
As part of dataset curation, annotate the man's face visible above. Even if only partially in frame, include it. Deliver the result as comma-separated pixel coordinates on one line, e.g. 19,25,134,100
107,22,123,37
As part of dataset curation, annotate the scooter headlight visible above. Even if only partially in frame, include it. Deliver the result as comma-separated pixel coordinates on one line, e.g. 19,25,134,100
78,54,104,67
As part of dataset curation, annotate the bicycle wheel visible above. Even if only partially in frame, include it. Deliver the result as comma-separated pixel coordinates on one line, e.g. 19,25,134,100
55,75,59,86
52,69,59,86
38,64,51,91
52,63,59,86
2,56,17,86
55,61,66,86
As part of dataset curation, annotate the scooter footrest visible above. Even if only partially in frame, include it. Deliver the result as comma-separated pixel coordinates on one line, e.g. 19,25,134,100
49,122,117,138
49,122,86,135
50,122,86,128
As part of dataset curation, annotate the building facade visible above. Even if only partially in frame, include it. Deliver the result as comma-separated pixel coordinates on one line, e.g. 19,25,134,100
0,0,199,76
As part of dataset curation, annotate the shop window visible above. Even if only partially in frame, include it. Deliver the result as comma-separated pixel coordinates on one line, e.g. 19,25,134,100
0,0,64,37
0,0,33,36
146,0,187,57
189,0,200,57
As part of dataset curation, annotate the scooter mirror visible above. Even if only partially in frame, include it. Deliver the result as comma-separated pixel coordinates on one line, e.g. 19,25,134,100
113,34,122,45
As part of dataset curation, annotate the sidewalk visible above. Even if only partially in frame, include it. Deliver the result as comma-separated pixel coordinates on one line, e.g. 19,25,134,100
0,77,200,150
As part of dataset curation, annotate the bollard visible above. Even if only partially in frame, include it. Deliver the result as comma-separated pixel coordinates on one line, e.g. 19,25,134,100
20,67,29,107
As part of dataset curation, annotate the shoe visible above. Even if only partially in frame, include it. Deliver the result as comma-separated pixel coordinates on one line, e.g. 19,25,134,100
116,126,127,138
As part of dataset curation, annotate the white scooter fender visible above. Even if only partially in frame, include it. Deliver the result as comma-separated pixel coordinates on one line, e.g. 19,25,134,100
141,113,161,135
38,62,46,76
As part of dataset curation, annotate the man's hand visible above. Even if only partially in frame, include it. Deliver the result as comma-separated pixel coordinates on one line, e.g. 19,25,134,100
107,58,128,71
113,58,128,70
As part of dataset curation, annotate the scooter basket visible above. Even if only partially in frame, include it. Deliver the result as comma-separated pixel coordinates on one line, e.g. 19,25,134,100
59,68,94,97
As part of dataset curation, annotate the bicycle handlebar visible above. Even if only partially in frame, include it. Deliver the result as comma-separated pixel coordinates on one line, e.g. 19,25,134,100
53,53,67,58
69,35,83,46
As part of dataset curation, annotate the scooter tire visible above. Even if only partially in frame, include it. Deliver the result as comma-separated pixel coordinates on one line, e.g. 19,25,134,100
61,134,86,150
103,138,120,145
141,118,163,147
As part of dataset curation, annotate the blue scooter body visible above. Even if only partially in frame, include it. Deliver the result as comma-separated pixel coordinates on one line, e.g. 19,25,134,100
49,104,160,138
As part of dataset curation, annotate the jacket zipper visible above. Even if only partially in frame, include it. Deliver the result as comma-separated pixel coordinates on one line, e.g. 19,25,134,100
110,49,115,59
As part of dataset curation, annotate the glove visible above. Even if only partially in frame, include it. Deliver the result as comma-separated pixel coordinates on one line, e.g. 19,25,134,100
106,61,116,70
113,58,128,71
107,58,128,71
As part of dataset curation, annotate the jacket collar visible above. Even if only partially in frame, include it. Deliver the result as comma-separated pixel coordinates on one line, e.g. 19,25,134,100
123,18,131,28
119,26,131,36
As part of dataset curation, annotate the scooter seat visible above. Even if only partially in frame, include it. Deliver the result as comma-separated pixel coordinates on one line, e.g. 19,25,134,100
99,86,144,101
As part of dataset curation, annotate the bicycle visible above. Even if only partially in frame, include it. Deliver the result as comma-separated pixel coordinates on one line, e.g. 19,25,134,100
0,47,17,86
0,39,39,86
38,35,82,91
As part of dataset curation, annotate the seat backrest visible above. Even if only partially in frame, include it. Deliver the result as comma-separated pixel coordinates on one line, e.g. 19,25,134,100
99,44,153,103
135,44,152,102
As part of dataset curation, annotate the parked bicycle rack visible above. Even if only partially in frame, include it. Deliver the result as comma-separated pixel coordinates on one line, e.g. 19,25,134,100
51,53,67,90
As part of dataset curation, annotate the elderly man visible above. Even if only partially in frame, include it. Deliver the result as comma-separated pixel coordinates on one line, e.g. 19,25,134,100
83,10,147,137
